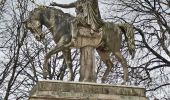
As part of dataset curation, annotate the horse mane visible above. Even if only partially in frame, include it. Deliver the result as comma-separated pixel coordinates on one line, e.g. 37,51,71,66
31,6,74,19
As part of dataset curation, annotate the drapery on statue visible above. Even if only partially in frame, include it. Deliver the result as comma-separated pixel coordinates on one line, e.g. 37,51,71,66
50,0,104,45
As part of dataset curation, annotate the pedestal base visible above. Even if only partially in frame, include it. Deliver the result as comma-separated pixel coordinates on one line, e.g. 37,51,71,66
29,80,146,100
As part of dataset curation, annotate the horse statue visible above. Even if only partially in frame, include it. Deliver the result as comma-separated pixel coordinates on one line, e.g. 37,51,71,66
24,6,135,84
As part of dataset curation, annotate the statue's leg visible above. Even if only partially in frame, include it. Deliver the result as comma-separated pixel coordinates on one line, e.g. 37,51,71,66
43,37,67,79
71,19,78,42
96,49,113,83
65,18,88,48
43,45,64,79
63,49,74,81
114,51,128,85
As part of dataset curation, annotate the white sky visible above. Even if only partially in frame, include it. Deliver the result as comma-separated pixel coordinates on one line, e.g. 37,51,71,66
35,0,77,15
34,0,105,16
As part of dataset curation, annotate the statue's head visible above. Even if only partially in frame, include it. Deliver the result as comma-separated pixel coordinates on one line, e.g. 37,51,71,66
23,11,45,41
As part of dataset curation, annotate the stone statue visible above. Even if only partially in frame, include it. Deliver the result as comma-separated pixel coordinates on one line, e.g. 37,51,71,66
24,6,135,84
50,0,104,45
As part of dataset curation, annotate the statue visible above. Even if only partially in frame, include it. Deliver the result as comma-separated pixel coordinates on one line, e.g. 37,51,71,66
50,0,104,46
24,6,135,84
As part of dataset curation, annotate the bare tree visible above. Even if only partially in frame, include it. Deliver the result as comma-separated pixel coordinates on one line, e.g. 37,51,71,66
1,0,170,99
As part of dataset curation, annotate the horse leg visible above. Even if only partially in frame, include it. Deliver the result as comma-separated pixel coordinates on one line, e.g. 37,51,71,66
96,49,113,83
43,44,65,79
63,49,74,81
114,51,128,85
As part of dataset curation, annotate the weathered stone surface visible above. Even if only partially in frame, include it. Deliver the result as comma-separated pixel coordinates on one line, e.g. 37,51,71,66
79,46,96,82
73,27,100,82
29,80,146,100
73,27,102,48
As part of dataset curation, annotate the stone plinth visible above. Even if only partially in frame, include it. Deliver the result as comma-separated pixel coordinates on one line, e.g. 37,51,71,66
29,80,146,100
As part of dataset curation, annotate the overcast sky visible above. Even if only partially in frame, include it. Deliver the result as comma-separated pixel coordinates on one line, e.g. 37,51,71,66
35,0,105,16
35,0,77,15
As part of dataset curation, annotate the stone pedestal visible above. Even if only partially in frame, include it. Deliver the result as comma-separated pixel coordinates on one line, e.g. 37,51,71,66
29,80,147,100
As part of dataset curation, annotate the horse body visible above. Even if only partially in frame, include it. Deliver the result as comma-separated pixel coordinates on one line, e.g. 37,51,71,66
24,6,135,84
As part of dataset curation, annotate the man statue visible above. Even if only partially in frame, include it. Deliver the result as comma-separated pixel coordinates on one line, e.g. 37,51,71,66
50,0,103,45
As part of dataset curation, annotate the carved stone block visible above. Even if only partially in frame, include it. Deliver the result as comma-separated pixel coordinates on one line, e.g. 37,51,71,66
29,80,147,100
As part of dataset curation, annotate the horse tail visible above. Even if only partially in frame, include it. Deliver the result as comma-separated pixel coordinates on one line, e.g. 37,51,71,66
118,23,135,59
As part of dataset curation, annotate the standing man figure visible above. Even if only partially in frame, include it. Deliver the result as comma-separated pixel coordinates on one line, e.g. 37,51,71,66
50,0,103,45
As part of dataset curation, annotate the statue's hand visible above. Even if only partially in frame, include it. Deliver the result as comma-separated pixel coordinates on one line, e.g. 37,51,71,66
49,2,57,6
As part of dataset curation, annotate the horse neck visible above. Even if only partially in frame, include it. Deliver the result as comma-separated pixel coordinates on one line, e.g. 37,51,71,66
42,12,71,33
41,10,68,43
41,13,56,35
43,19,55,33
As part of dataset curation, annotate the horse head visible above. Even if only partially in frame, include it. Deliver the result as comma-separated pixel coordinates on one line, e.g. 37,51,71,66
23,10,45,41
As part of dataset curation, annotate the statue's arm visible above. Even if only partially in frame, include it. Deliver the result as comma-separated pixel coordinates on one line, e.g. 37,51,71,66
86,0,98,4
50,2,76,8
